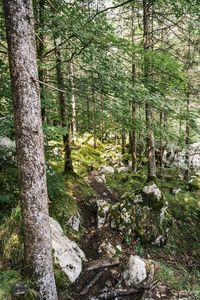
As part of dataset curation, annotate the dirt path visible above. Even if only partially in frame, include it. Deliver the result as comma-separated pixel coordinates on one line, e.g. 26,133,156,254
73,172,137,300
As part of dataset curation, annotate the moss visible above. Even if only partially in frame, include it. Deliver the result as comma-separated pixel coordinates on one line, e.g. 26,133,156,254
0,269,21,299
54,265,72,300
0,206,23,268
188,178,200,191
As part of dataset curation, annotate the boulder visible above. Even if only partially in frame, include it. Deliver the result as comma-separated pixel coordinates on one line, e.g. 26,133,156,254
97,199,110,228
116,166,129,173
100,166,115,174
142,183,164,209
123,255,147,287
50,217,86,283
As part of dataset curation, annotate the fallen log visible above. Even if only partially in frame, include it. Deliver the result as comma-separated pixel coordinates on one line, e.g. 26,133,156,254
85,257,120,271
90,288,140,299
80,270,104,295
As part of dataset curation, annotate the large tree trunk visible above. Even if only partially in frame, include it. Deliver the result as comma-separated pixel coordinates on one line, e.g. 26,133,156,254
3,1,57,299
143,0,157,182
55,43,73,173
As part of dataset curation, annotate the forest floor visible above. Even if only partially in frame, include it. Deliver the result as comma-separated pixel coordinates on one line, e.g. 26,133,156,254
72,169,197,300
0,138,200,299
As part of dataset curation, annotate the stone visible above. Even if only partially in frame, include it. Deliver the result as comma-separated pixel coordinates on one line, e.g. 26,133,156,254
142,183,162,201
172,188,182,195
163,143,200,174
95,174,106,183
116,166,129,173
50,217,86,283
123,255,147,287
12,282,28,297
100,166,115,174
0,136,15,164
97,199,110,228
98,240,116,257
142,183,164,209
67,213,81,231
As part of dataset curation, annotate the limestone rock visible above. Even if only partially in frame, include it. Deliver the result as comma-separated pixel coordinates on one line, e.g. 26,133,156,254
142,183,164,209
142,183,162,201
97,199,110,228
67,213,81,231
123,255,147,287
116,166,129,173
50,217,86,283
100,166,115,174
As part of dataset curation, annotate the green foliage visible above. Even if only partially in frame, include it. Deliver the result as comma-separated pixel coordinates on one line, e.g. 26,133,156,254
155,262,200,298
0,269,21,300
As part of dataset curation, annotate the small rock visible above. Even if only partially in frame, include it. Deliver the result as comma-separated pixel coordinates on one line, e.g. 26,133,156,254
12,282,28,297
172,188,182,195
95,174,106,183
123,255,147,287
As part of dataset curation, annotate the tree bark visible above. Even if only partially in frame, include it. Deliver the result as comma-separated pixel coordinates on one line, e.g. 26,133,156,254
3,1,57,299
70,61,77,139
38,0,46,121
130,3,137,172
143,0,157,182
54,42,73,173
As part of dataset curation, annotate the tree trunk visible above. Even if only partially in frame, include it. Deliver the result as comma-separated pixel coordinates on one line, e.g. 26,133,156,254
38,0,46,121
121,130,126,155
143,0,157,182
3,1,57,299
184,91,190,180
130,3,137,172
54,42,73,173
70,61,77,139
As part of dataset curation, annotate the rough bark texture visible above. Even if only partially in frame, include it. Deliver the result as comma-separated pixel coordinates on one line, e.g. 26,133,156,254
38,0,46,121
143,0,157,181
3,1,58,299
55,44,73,173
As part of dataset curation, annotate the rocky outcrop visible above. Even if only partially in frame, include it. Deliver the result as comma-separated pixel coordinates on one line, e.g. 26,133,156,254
163,143,200,174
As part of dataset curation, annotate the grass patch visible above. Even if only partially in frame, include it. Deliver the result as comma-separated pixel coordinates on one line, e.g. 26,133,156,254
155,262,200,298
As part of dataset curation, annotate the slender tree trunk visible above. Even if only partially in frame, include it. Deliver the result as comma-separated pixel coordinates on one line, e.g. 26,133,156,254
159,111,163,176
184,91,190,180
93,91,97,149
70,61,77,139
3,1,57,298
121,129,126,155
143,0,156,182
54,43,73,173
130,3,137,172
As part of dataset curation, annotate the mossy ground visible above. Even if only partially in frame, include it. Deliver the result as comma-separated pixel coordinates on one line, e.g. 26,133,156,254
0,137,200,299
